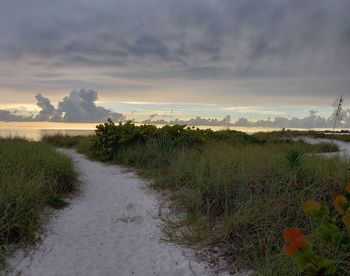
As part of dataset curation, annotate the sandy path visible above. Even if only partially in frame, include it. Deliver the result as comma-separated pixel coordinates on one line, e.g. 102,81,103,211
5,149,227,276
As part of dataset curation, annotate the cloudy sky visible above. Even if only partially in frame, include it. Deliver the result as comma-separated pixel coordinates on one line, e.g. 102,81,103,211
0,0,349,122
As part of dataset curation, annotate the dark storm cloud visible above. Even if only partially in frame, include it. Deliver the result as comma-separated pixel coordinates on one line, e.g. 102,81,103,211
0,0,349,104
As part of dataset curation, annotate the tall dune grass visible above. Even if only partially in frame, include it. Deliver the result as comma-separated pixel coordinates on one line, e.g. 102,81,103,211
0,138,77,265
157,144,348,274
42,134,95,159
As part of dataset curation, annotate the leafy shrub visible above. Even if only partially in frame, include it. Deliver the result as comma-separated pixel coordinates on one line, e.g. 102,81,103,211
284,183,350,275
93,120,158,161
92,119,256,161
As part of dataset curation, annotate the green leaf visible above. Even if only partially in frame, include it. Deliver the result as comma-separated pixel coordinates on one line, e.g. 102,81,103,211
316,223,343,247
319,259,333,268
303,263,318,273
293,251,307,270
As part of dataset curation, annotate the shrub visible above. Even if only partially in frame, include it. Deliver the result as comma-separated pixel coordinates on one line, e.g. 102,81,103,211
284,182,350,275
92,120,255,161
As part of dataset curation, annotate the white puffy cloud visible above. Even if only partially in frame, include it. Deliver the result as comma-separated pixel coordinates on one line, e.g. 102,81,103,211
0,89,124,123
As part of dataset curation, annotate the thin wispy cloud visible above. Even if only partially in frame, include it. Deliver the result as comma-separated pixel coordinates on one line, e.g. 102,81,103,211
223,106,287,116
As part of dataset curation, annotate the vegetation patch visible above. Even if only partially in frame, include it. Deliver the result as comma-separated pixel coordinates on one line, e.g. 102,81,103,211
0,138,77,266
283,182,350,275
44,122,349,274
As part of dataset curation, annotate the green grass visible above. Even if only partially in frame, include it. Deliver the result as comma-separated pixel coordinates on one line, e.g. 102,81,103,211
160,144,348,275
0,138,77,266
42,134,95,159
43,123,349,274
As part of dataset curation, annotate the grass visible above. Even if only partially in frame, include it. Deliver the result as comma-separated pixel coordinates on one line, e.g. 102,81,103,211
153,143,348,274
42,134,95,159
43,125,349,275
0,138,77,266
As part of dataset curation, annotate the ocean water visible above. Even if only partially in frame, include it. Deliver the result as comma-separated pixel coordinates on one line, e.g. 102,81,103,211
0,121,348,141
0,122,96,141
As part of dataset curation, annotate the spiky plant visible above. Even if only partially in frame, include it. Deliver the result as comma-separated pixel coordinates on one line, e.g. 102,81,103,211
284,148,307,170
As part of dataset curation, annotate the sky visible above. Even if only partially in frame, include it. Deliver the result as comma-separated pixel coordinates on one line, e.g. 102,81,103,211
0,0,349,125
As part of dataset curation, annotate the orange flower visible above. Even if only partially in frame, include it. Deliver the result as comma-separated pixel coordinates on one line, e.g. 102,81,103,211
333,195,347,215
284,244,298,256
342,214,350,225
283,228,307,256
346,182,350,193
303,200,321,216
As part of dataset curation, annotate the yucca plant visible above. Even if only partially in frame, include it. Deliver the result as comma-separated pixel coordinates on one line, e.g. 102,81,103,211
284,148,307,170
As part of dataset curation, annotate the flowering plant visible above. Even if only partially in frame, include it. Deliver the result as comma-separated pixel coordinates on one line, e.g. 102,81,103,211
283,182,350,275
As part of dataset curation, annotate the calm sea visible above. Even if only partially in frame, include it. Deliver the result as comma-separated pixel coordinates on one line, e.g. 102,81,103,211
0,121,348,141
0,122,96,141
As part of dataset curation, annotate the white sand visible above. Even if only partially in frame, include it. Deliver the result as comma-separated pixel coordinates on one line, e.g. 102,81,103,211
4,149,234,276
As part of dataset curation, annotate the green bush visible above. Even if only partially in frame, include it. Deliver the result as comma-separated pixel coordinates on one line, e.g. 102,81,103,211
92,120,256,161
283,183,350,275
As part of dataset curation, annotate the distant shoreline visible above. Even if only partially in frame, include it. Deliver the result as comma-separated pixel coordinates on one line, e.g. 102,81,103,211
1,121,350,141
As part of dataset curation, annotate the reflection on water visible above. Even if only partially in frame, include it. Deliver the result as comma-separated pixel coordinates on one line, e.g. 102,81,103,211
0,129,95,141
0,122,96,141
0,121,349,141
